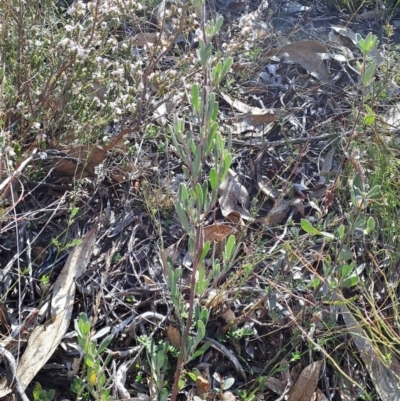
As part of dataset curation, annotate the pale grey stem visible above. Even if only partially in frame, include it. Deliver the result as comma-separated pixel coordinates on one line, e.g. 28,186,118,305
0,344,29,401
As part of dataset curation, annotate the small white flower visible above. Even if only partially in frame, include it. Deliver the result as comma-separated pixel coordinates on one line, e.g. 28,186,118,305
38,132,47,141
65,25,74,32
16,102,24,109
76,46,87,59
107,37,118,47
32,122,41,130
112,68,124,77
94,163,105,179
58,38,71,47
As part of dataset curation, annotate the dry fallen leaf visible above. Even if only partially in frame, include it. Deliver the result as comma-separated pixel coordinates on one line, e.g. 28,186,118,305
383,103,400,131
218,308,237,335
226,211,243,225
132,32,161,47
206,336,247,382
254,199,290,226
52,145,106,179
331,26,359,45
330,26,383,66
288,363,303,388
265,376,286,395
290,198,305,217
221,91,287,133
257,174,281,199
320,148,335,175
287,360,323,401
235,111,279,130
265,361,305,400
315,390,329,401
277,40,334,85
0,227,97,397
219,169,250,220
220,92,255,113
281,40,328,54
205,289,229,311
109,165,131,183
357,8,384,20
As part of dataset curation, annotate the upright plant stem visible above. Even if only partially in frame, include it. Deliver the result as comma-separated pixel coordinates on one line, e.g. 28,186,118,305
170,227,204,401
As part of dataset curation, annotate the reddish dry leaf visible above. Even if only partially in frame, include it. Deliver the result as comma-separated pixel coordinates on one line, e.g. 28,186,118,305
237,110,279,128
53,145,106,179
226,211,243,225
203,223,238,259
142,275,155,285
166,324,182,348
196,375,210,396
204,224,237,243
